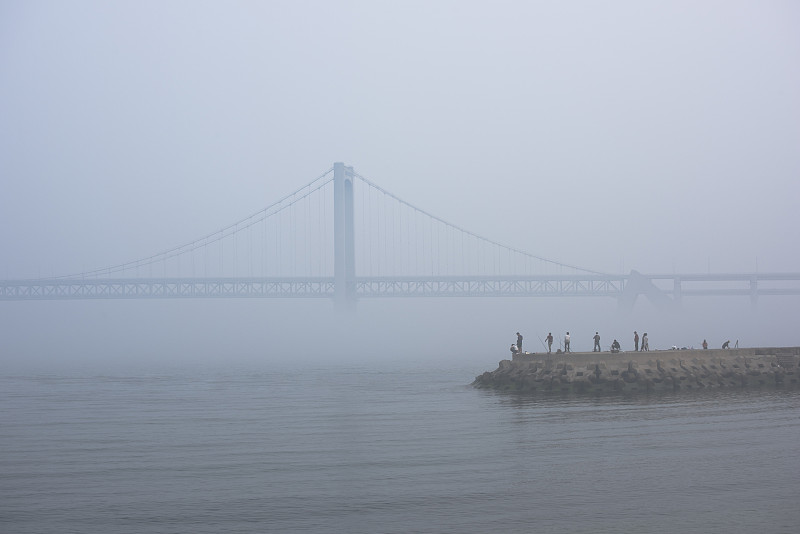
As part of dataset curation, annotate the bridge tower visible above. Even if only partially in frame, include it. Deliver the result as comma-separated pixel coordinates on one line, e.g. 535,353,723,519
618,270,675,312
333,162,356,310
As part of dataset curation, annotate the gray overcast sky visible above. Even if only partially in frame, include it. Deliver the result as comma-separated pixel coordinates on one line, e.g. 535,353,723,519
1,1,799,364
2,0,798,278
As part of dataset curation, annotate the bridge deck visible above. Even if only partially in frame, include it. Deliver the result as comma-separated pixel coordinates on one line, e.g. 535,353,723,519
1,273,799,301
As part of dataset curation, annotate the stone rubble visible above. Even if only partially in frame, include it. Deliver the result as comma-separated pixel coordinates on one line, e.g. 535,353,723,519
473,347,800,394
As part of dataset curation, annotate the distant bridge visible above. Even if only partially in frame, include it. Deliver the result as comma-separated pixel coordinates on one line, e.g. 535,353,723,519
2,272,799,311
1,163,798,310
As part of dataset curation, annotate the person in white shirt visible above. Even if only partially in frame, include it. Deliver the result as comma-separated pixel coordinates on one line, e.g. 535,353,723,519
564,332,571,353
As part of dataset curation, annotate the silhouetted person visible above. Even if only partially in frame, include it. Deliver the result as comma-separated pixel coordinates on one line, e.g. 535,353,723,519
593,332,601,352
634,331,639,351
546,332,553,353
702,339,708,350
516,332,523,353
564,332,571,353
611,339,620,353
642,333,649,351
722,340,730,349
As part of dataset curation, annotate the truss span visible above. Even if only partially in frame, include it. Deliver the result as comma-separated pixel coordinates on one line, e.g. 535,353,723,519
2,273,799,302
0,278,336,300
354,276,626,298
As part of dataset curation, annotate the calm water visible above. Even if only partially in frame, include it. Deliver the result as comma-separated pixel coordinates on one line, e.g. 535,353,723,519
2,358,799,534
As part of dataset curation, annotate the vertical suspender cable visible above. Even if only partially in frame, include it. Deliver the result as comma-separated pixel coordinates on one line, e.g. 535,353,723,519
392,195,396,277
261,214,265,277
306,185,310,277
291,194,296,276
277,210,281,276
384,190,388,277
428,216,432,275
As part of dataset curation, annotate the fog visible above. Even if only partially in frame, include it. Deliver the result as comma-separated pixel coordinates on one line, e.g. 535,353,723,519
1,1,799,371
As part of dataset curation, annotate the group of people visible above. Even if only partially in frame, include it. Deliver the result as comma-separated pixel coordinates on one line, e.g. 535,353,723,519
632,331,650,351
510,331,736,355
598,331,650,353
510,330,650,355
510,331,562,355
510,332,524,355
595,331,649,353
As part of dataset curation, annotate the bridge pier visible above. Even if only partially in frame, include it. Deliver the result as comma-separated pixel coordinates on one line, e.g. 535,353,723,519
618,270,675,313
333,162,356,310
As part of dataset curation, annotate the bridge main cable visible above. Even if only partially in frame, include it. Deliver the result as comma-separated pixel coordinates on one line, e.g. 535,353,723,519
353,172,606,276
46,167,335,281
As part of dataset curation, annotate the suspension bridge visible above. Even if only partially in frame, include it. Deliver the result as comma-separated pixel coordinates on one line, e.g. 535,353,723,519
1,162,798,310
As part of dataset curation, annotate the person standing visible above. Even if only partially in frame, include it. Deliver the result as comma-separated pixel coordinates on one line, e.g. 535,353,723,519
516,332,523,354
546,332,553,353
702,339,708,350
642,333,649,351
634,331,640,351
593,332,601,352
564,332,571,353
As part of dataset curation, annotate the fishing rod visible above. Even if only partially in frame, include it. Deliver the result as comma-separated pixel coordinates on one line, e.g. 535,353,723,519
537,334,547,352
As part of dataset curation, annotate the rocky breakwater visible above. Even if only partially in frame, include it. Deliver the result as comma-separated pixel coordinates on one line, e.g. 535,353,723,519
473,347,800,394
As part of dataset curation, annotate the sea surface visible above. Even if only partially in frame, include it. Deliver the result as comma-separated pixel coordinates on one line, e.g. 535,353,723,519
2,357,799,534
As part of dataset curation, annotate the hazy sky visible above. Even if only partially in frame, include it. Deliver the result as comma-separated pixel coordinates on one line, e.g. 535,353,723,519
1,1,799,365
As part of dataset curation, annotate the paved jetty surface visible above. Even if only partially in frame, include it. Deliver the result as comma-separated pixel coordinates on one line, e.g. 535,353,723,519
473,347,800,393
